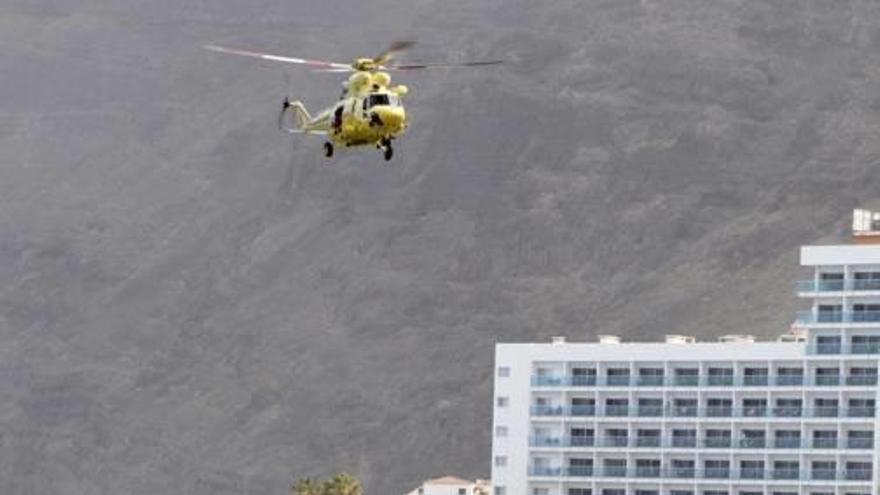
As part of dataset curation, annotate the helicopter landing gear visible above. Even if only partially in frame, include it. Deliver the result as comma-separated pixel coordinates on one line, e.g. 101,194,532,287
380,138,393,161
323,142,334,158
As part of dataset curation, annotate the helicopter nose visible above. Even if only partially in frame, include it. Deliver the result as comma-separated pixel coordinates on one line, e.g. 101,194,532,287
374,106,405,130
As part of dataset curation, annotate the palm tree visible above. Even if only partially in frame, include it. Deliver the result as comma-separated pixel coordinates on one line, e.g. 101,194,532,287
291,473,362,495
291,477,322,495
324,473,362,495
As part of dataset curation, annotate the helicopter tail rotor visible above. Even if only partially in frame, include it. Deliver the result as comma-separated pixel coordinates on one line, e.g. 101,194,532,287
279,99,313,134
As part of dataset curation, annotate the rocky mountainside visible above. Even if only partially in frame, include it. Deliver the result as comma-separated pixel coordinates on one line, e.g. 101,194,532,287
2,1,880,494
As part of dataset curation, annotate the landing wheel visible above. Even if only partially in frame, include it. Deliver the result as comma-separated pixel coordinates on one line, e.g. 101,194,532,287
323,142,334,158
381,139,393,161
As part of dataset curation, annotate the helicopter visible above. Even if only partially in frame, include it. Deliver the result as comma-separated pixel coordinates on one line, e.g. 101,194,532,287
204,41,502,161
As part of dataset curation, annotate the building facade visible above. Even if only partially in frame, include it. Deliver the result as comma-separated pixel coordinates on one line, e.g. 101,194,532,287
491,210,880,495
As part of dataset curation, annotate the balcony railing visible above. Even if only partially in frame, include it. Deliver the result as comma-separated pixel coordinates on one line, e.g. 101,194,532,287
528,436,874,451
797,311,880,324
703,438,732,448
797,279,880,292
533,373,878,387
847,375,879,386
847,438,874,449
528,467,875,482
530,404,876,419
812,438,837,449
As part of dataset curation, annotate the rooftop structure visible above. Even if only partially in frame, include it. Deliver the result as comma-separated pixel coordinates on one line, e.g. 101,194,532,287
405,476,491,495
491,210,880,495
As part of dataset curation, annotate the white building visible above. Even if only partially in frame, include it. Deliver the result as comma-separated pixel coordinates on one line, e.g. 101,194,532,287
491,209,880,495
405,476,491,495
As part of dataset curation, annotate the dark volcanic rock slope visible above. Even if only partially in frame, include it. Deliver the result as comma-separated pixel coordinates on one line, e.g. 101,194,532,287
2,1,880,494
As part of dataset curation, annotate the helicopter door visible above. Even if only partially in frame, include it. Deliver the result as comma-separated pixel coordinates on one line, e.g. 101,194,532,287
332,105,343,131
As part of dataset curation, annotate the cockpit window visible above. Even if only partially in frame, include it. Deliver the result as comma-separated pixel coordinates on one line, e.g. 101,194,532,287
368,94,390,108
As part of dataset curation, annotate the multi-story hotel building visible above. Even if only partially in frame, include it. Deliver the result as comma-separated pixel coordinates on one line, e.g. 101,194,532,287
491,209,880,495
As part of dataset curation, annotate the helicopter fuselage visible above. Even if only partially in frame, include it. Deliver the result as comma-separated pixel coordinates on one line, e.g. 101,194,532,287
280,70,408,157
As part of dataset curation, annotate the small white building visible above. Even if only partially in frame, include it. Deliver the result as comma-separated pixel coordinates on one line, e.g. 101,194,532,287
405,476,491,495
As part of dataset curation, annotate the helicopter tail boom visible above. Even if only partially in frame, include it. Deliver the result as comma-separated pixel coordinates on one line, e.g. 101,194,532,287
279,99,326,135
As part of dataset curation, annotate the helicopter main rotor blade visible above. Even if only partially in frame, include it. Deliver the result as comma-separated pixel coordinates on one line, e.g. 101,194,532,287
373,40,416,66
204,45,352,71
386,59,505,70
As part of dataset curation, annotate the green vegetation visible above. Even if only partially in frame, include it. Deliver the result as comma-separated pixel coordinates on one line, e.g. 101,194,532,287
291,473,363,495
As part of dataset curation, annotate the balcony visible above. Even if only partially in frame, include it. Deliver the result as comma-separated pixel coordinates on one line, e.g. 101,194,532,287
772,407,802,418
570,436,595,447
532,375,596,387
526,467,874,482
636,376,664,387
703,438,732,448
776,375,804,386
847,406,876,418
797,279,880,292
601,466,628,477
606,376,631,386
600,436,629,447
797,311,880,324
739,438,767,448
529,466,561,477
847,438,874,449
812,438,838,449
851,343,880,354
707,375,734,386
845,470,873,481
671,437,697,448
570,405,596,417
637,406,664,417
813,406,839,418
634,467,662,478
673,375,700,387
814,375,841,386
810,469,837,481
605,406,630,417
566,466,593,477
635,436,661,447
742,375,769,386
704,468,730,479
530,405,564,416
846,375,879,386
771,469,800,480
739,468,765,480
705,406,733,418
668,468,696,479
773,438,802,449
671,406,699,417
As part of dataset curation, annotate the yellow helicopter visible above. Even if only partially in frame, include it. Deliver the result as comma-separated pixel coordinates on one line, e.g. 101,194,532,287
205,41,502,160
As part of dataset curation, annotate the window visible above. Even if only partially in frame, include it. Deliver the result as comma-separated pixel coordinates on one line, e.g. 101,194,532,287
367,93,390,108
494,456,507,467
635,491,659,495
740,460,764,479
772,460,799,480
740,429,766,448
495,426,508,437
812,430,837,448
704,460,730,478
851,334,880,353
602,459,627,477
703,491,728,495
672,398,698,417
811,461,836,480
773,430,801,448
847,430,873,449
848,398,875,417
706,398,733,417
601,489,624,495
496,397,508,408
672,428,697,447
813,398,838,417
742,398,767,417
532,489,549,495
670,491,693,495
494,488,505,495
497,366,510,377
458,490,466,495
568,489,591,495
707,367,733,385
